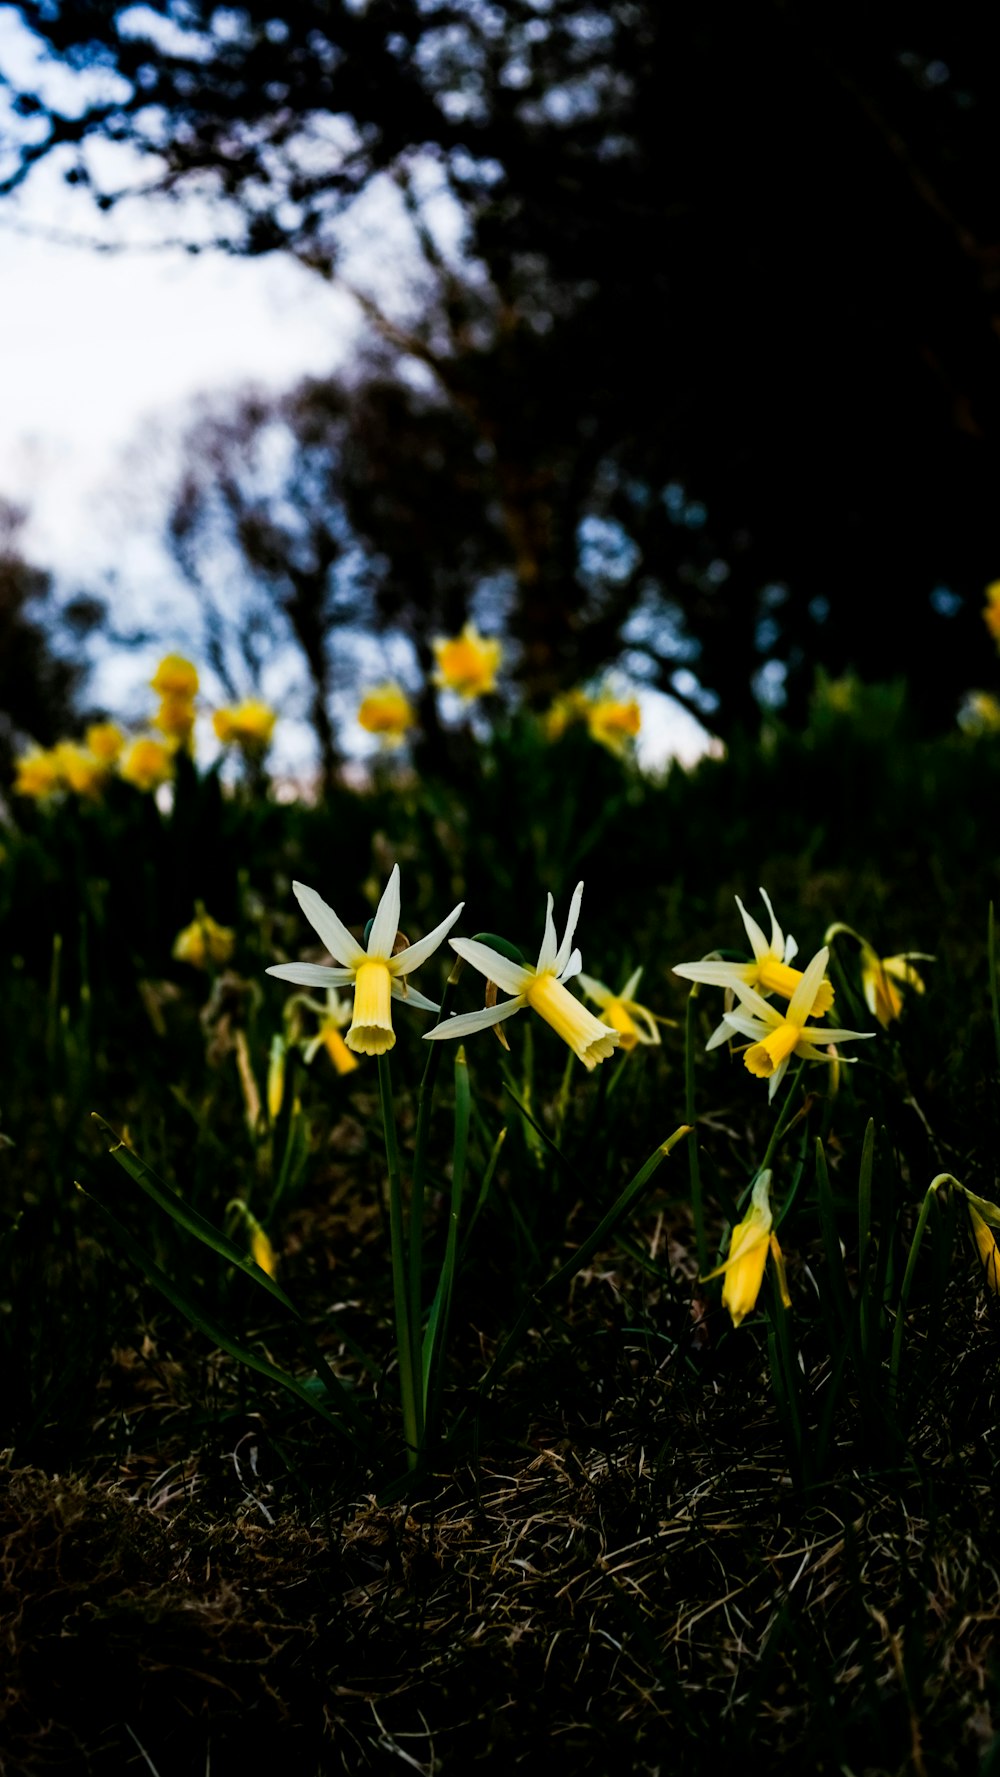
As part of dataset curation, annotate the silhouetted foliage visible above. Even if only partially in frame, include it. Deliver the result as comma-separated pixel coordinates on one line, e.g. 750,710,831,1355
4,2,1000,733
0,500,96,777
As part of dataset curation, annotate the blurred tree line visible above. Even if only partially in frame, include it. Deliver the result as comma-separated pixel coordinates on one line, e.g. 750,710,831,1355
3,0,1000,756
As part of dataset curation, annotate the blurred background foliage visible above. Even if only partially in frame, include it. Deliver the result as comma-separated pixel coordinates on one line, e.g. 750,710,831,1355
3,0,1000,761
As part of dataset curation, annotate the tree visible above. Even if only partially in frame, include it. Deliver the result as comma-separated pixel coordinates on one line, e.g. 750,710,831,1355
4,1,1000,736
0,499,102,778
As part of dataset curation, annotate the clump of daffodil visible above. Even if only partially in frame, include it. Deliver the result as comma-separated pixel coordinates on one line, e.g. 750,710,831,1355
357,682,416,746
119,735,175,793
432,622,503,699
213,698,278,752
266,865,463,1056
701,1171,790,1328
13,746,64,800
721,946,873,1099
576,966,662,1051
586,691,641,757
824,922,933,1028
426,883,619,1070
983,580,1000,645
172,906,236,970
674,889,834,1048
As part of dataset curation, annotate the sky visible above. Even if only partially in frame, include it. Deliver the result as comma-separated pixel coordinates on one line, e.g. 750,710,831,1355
0,6,713,773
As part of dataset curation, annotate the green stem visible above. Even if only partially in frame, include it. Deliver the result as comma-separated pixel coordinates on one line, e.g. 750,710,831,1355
758,1060,807,1176
889,1173,958,1399
407,958,463,1378
378,1051,421,1464
685,988,708,1274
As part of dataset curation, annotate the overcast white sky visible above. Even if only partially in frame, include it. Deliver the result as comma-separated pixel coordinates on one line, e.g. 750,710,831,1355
0,5,712,769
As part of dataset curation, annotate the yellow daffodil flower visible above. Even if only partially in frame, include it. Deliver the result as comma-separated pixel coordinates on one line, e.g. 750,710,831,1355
13,747,64,800
543,688,591,741
267,866,464,1056
119,735,175,792
153,694,196,744
53,741,111,799
172,908,236,970
721,946,873,1099
674,889,834,1049
357,683,416,745
576,966,661,1051
151,654,200,698
983,580,1000,644
213,699,277,750
298,986,361,1076
426,883,619,1070
85,721,125,763
701,1171,791,1327
432,623,503,699
586,693,641,756
825,922,932,1027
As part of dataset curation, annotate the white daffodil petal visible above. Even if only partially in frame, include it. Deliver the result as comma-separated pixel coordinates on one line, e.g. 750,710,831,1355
367,863,402,960
267,962,355,988
768,1056,791,1101
726,978,783,1023
628,1004,661,1044
450,937,534,995
783,933,799,965
722,1010,772,1040
705,1019,734,1051
758,887,784,959
673,959,754,988
392,901,465,975
559,947,583,984
801,1024,873,1045
576,972,611,1006
554,881,585,975
293,881,367,968
536,893,560,973
786,946,831,1026
424,998,525,1041
389,981,440,1013
736,896,770,964
621,966,644,1003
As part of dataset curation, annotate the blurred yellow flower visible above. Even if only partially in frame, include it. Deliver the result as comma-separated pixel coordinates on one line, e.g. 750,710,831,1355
576,965,661,1051
13,747,64,800
432,623,503,699
587,693,641,756
153,694,196,744
426,883,619,1070
120,735,175,792
172,908,236,970
825,922,932,1027
983,581,1000,644
151,654,200,698
543,688,590,741
702,1171,791,1328
357,682,416,744
85,721,125,762
267,866,463,1057
213,699,278,749
53,741,110,799
959,691,1000,735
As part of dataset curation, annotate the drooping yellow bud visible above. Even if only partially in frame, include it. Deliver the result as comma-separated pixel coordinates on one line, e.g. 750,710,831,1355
267,1034,287,1122
968,1203,1000,1294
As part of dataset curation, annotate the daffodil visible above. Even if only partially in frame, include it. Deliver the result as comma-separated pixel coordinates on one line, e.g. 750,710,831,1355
13,747,64,800
983,580,1000,644
432,623,503,699
357,683,416,745
967,1201,1000,1295
266,865,463,1056
825,922,932,1027
701,1171,791,1327
85,722,125,763
213,699,278,750
300,987,360,1076
543,688,590,741
119,735,175,792
674,890,834,1048
721,946,873,1099
425,883,619,1070
53,741,111,799
576,966,661,1051
153,694,196,744
151,654,200,698
586,693,641,756
172,908,236,969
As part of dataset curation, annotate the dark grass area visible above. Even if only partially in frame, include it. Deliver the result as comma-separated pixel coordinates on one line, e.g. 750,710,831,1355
5,697,1000,1773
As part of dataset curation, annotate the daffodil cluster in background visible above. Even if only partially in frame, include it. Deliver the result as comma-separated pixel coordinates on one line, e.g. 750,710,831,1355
543,684,642,756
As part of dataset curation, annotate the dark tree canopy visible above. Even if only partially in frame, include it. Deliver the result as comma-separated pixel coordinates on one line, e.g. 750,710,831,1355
4,1,1000,736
